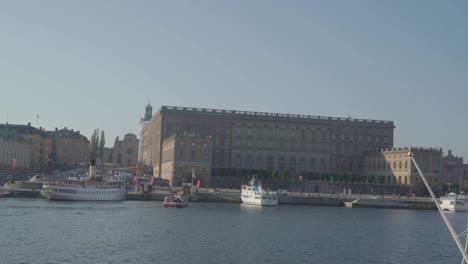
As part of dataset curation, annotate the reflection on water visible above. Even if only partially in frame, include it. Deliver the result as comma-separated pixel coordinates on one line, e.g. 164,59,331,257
0,198,466,264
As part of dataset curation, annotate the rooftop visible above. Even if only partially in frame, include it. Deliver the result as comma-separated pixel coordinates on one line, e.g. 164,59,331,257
158,105,394,126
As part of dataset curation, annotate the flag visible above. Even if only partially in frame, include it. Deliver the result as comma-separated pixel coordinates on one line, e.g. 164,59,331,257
197,179,201,188
150,176,154,185
37,113,39,119
12,159,16,169
132,176,137,185
192,168,196,179
136,166,140,176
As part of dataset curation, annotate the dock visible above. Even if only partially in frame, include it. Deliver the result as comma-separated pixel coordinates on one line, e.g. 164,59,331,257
3,187,437,210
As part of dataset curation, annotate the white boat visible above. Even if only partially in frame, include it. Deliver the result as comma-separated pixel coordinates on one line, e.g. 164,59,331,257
3,175,43,190
241,177,278,206
41,162,126,201
439,192,468,212
440,192,457,211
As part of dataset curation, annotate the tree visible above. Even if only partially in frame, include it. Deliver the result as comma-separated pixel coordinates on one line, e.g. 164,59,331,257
98,130,105,160
90,128,100,160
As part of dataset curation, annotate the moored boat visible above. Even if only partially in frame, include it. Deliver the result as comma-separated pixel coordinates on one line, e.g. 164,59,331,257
439,192,468,212
163,193,189,208
0,188,10,198
241,176,278,206
41,160,126,201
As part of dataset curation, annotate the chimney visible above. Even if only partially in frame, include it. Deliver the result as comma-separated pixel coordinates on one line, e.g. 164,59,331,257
55,127,58,131
71,129,74,132
77,131,80,135
28,122,31,126
39,127,42,130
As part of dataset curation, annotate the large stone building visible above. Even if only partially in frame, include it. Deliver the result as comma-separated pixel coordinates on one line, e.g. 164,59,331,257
363,147,443,195
102,133,139,167
161,132,213,186
142,106,395,185
47,127,90,168
0,123,51,173
0,134,32,175
442,150,466,191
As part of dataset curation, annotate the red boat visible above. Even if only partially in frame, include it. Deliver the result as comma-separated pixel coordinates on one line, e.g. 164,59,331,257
0,189,10,198
163,194,189,208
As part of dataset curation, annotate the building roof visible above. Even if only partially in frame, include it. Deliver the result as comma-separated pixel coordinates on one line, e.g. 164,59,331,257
157,105,395,127
47,128,89,141
0,123,49,137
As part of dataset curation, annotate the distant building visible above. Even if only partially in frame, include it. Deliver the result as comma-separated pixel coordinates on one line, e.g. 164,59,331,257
142,105,395,185
161,132,212,186
0,134,32,175
138,104,153,164
47,127,90,168
102,133,139,167
363,147,443,195
442,150,465,191
0,123,51,172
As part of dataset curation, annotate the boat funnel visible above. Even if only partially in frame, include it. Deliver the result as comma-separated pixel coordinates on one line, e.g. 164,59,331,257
89,159,96,179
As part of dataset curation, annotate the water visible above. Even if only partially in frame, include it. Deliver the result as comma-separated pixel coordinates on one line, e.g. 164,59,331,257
0,199,466,264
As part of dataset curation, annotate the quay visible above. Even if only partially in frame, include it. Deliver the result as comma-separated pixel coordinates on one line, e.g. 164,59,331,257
4,187,437,210
127,188,437,210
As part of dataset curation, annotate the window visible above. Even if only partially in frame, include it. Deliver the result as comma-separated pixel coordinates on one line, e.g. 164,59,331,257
358,135,363,142
310,158,316,170
367,136,371,143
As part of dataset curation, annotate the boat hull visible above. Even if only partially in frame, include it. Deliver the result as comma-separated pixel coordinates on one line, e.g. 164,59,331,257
242,200,278,206
41,184,125,201
41,191,125,201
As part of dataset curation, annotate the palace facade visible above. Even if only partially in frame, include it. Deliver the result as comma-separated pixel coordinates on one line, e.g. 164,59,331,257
141,106,395,185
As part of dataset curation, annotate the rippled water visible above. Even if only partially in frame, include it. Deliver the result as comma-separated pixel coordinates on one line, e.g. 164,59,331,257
0,198,466,264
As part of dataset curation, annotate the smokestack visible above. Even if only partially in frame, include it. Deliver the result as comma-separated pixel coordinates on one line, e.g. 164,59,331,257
89,159,96,178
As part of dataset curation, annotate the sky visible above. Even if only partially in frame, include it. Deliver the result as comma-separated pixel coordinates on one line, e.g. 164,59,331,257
0,1,467,157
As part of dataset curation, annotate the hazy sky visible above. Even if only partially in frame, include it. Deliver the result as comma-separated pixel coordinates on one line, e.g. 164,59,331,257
1,1,467,157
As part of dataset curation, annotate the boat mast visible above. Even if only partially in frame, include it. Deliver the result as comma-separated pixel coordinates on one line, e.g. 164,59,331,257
409,153,468,263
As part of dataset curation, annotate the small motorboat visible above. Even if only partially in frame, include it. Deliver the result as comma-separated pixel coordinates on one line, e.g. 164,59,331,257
0,188,10,198
163,194,189,208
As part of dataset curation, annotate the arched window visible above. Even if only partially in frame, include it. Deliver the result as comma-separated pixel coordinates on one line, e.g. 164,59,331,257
320,159,326,171
266,155,274,170
278,156,285,170
298,157,305,172
256,155,263,169
235,154,241,168
398,176,402,184
404,176,408,185
289,156,296,170
246,155,253,169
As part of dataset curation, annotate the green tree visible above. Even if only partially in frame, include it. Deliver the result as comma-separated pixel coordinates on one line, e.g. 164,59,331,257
90,128,100,160
98,130,105,160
